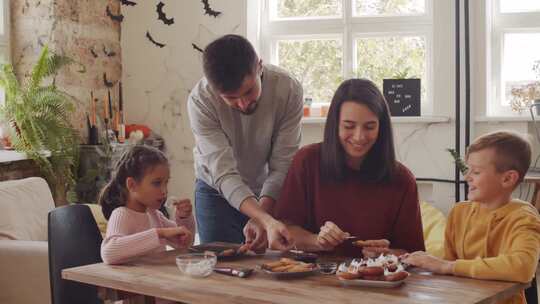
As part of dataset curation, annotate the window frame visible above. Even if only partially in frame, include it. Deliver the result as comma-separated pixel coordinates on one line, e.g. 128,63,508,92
487,0,540,116
352,30,433,114
0,0,9,62
0,0,10,108
258,0,436,115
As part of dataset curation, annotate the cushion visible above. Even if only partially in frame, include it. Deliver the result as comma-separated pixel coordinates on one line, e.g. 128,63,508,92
85,203,108,236
420,201,446,258
0,177,55,241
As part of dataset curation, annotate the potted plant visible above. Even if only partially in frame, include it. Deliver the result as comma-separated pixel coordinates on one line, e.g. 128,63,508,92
446,148,468,175
0,45,80,205
510,83,540,113
383,67,421,116
510,60,540,113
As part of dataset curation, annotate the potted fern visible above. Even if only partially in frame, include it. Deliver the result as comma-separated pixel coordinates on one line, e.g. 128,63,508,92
0,45,80,205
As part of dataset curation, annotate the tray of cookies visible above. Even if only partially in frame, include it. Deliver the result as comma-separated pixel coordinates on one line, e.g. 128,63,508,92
259,258,319,279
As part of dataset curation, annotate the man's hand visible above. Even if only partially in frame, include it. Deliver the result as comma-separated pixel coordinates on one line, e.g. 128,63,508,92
243,218,267,253
317,221,348,251
402,251,455,275
264,218,294,251
238,196,292,251
259,196,275,213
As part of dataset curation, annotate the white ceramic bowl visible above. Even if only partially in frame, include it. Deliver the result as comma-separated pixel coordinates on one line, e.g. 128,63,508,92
175,253,217,277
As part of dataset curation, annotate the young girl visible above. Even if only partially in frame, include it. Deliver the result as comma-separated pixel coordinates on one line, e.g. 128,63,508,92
99,144,195,265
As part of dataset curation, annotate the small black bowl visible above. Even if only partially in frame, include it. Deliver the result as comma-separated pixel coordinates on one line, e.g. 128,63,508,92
292,252,318,263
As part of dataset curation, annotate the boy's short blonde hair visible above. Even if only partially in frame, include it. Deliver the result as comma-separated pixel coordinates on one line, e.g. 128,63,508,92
466,131,531,184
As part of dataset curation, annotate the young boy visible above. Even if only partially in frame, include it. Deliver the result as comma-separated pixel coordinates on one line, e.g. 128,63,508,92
403,131,540,304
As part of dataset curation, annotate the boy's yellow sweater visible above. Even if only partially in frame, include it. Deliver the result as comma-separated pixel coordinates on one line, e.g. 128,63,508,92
445,199,540,304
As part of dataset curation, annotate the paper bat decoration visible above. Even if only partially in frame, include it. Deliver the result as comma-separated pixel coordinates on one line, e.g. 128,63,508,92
201,0,221,17
157,2,174,25
146,31,166,48
90,47,98,58
192,43,203,53
106,5,124,22
120,0,137,6
103,73,114,88
103,45,116,57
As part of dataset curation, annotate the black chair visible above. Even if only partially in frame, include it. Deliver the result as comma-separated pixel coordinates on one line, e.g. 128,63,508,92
48,204,103,304
525,276,538,304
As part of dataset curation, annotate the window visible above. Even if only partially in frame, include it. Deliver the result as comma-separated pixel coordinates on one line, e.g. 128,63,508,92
0,0,8,66
489,0,540,115
0,0,9,142
0,0,9,105
257,0,442,115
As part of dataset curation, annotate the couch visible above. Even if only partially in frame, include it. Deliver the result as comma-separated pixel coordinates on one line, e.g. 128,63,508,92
0,177,110,304
0,177,54,304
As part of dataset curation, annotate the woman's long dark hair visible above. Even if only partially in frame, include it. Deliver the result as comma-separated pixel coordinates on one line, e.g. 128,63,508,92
320,78,396,183
98,144,168,219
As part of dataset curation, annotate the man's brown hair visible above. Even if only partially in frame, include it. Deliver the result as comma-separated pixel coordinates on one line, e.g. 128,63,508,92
203,35,258,93
466,131,531,183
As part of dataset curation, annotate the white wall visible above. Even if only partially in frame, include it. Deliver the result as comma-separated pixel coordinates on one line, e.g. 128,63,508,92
122,1,537,216
122,0,247,200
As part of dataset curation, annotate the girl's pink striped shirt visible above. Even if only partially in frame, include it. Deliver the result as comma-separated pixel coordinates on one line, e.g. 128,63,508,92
101,206,195,265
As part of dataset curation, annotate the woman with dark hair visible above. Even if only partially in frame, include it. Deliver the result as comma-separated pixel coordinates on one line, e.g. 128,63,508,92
273,79,425,256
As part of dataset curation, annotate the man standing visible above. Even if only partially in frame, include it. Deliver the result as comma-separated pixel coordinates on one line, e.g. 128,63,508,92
187,35,303,250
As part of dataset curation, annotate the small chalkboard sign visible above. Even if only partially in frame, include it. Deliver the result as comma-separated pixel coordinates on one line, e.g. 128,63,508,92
383,79,421,116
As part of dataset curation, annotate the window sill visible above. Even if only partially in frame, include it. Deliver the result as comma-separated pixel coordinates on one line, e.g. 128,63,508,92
302,116,450,125
475,116,534,122
0,150,51,163
0,150,29,163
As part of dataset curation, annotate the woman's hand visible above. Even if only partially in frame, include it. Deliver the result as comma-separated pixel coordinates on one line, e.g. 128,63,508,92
317,221,349,251
401,251,455,275
158,226,193,249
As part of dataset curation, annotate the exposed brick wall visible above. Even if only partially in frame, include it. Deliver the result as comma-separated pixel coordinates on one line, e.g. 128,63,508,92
10,0,122,142
6,1,122,204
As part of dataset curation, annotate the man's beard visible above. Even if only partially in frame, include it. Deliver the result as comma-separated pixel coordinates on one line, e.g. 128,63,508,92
236,101,259,115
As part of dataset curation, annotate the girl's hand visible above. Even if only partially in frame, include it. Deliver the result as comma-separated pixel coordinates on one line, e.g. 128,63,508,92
158,227,193,248
172,198,192,219
317,221,349,251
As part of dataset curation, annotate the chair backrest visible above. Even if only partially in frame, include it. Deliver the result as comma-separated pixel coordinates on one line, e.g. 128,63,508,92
48,204,103,304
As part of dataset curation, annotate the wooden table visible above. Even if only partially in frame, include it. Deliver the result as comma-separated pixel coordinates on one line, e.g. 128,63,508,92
62,249,528,304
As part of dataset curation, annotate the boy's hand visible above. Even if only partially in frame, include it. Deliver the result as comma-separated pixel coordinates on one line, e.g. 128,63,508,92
402,251,455,275
173,198,192,219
